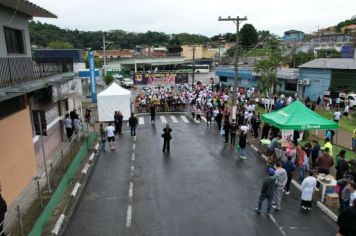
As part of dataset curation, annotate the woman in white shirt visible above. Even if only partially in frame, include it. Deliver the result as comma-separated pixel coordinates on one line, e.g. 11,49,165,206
301,171,317,210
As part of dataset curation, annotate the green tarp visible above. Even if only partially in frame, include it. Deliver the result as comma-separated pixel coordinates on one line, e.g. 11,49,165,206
261,100,338,130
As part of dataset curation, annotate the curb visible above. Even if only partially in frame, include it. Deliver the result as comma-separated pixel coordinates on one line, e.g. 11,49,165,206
49,142,100,235
247,141,338,223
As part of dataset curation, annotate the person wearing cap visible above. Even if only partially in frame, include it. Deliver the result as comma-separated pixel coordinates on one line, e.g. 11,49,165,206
253,168,276,216
323,137,333,157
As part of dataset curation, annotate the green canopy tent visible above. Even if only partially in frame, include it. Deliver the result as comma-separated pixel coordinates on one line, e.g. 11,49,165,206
261,100,338,130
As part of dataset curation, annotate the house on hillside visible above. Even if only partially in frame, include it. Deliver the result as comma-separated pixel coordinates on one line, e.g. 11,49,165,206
283,30,304,44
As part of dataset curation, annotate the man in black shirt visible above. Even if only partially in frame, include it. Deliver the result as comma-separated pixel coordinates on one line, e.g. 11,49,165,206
128,113,138,137
337,199,356,236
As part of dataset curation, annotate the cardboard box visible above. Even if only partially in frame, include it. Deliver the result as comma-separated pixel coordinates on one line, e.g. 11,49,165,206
325,193,339,207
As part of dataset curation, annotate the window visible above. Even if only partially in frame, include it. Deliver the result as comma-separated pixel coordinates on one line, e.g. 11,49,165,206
4,27,25,54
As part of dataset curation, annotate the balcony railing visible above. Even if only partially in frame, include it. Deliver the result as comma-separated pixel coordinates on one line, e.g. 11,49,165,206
0,57,73,88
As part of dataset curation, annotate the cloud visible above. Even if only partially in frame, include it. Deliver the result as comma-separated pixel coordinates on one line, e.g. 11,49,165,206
30,0,356,36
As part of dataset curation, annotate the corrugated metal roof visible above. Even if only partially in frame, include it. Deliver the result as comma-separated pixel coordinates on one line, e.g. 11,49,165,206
0,0,57,18
298,58,356,70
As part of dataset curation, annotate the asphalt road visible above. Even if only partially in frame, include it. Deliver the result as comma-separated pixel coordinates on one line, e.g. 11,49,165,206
65,114,337,236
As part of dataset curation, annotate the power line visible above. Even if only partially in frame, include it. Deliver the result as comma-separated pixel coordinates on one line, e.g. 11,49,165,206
218,16,247,108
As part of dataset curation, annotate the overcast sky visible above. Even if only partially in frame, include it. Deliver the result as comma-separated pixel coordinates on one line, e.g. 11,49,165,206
30,0,355,37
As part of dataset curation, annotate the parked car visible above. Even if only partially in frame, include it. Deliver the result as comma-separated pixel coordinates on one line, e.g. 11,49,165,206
112,73,123,81
346,93,356,108
121,78,134,87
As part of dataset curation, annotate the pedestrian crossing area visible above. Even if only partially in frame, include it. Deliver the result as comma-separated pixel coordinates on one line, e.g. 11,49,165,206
126,115,211,126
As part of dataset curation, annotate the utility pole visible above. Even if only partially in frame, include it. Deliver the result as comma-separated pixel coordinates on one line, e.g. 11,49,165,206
218,16,247,109
103,34,107,67
192,45,196,84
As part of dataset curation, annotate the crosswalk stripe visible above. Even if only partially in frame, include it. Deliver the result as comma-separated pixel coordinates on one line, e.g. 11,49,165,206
180,116,189,123
160,116,167,123
127,122,129,126
201,117,207,122
139,117,144,125
170,115,178,123
194,119,201,124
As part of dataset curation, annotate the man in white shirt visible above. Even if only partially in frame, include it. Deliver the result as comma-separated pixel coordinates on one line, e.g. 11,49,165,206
287,96,293,105
333,109,342,123
105,122,116,150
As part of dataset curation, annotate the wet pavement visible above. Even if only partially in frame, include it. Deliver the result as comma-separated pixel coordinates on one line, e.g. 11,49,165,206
65,114,337,236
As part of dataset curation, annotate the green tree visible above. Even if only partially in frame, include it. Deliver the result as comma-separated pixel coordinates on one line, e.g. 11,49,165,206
254,53,282,110
48,40,73,49
291,51,315,67
317,49,341,58
104,75,114,85
239,24,258,48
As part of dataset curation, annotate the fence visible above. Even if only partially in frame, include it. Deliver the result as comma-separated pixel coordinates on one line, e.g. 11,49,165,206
5,125,95,236
0,57,73,88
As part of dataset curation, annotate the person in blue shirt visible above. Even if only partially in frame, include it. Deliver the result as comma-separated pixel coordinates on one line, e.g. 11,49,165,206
282,156,296,195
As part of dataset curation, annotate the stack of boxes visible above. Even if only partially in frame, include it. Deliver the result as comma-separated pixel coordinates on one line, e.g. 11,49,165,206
325,193,339,208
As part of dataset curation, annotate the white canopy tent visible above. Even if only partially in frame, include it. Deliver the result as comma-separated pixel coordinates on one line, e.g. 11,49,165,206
97,83,131,121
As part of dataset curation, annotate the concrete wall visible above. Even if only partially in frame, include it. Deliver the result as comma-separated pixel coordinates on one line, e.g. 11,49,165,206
298,68,331,100
0,6,32,57
0,107,37,205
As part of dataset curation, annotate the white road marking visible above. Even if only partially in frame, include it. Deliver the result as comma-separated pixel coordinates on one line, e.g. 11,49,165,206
51,214,65,235
131,165,135,172
89,153,95,162
71,182,81,197
269,215,286,236
81,164,90,175
160,115,167,123
194,119,201,124
133,144,136,150
251,145,258,152
94,143,99,150
129,182,134,198
181,116,189,123
126,205,132,227
127,122,129,126
139,117,144,125
132,153,135,161
316,201,338,222
201,117,207,122
261,154,268,162
291,179,302,191
170,115,178,123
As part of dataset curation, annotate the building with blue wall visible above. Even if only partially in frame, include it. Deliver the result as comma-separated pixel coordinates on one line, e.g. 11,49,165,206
298,58,356,100
215,66,299,93
215,66,256,88
283,30,304,43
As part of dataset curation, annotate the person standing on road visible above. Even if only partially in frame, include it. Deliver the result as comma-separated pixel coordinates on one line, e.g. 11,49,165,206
323,137,333,157
206,109,213,129
129,113,138,137
282,156,296,195
63,114,73,140
352,129,356,152
311,140,321,169
251,112,260,140
162,124,172,153
223,120,231,144
100,123,107,152
215,111,222,131
105,122,116,150
337,199,356,236
253,168,276,216
150,104,156,124
272,162,288,211
230,120,238,146
0,182,7,236
239,131,247,160
334,109,342,123
316,147,334,190
115,111,123,136
300,170,317,211
336,150,349,180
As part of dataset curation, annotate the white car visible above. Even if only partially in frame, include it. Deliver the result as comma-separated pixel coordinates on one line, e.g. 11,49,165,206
121,78,134,87
346,93,356,108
